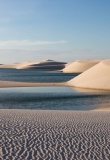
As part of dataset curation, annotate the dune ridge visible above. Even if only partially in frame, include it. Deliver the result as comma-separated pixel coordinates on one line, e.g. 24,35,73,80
68,59,110,90
0,59,66,70
62,59,101,73
1,109,110,160
17,60,66,70
0,64,18,68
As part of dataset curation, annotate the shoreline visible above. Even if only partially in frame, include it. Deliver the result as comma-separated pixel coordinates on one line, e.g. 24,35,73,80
1,80,110,91
0,80,67,88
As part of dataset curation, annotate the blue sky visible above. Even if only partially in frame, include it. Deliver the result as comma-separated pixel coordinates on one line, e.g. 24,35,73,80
0,0,110,63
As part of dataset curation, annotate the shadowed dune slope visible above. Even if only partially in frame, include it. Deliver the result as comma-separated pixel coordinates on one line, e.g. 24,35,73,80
0,60,66,70
62,59,101,73
16,59,66,70
68,59,110,90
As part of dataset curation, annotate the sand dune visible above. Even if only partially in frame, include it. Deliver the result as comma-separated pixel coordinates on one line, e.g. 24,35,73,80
65,61,73,67
17,59,66,70
0,64,18,68
68,59,110,90
1,109,110,160
0,59,66,70
62,59,101,73
16,61,39,69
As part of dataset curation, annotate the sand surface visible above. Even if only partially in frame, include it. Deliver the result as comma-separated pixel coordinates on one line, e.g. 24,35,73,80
0,81,66,88
95,106,110,111
1,109,110,160
62,59,101,73
68,59,110,90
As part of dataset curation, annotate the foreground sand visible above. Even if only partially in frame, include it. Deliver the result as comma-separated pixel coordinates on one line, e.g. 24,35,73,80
1,109,110,160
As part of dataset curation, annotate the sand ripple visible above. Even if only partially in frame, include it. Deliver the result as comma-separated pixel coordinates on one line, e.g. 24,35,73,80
1,110,110,160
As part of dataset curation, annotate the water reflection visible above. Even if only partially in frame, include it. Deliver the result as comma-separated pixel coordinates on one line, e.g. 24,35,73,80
0,69,78,82
0,87,110,110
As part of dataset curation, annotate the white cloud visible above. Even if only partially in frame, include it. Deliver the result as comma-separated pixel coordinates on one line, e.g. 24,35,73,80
0,40,66,49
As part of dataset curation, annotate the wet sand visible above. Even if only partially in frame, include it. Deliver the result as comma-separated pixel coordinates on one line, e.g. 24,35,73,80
0,80,66,88
1,109,110,160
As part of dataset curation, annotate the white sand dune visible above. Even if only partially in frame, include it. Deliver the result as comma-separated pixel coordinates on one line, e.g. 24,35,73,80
16,61,39,69
1,109,110,160
68,59,110,90
65,61,73,67
0,62,38,69
0,59,66,70
17,59,66,70
62,59,101,73
0,64,18,68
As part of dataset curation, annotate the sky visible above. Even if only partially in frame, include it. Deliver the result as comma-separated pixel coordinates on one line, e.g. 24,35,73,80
0,0,110,63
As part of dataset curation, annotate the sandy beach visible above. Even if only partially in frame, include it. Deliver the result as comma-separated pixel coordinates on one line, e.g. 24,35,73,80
1,109,110,160
0,80,66,88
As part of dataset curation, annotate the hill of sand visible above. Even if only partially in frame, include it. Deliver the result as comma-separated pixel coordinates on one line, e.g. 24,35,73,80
0,60,66,70
16,59,66,70
68,59,110,90
0,64,18,68
62,59,101,73
16,61,39,69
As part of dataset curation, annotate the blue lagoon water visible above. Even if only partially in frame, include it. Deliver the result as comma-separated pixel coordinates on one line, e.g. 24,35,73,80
0,69,110,110
0,68,77,82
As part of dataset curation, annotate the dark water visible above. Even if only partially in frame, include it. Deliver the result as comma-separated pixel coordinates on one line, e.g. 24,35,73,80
0,69,110,110
0,87,110,110
0,68,77,82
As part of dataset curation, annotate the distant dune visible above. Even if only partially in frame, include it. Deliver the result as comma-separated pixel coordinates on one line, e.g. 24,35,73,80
16,61,39,69
0,64,18,68
0,59,66,70
62,59,101,73
68,59,110,90
17,59,66,70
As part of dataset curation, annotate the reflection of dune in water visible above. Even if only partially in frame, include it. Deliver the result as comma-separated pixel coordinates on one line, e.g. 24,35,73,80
0,87,110,110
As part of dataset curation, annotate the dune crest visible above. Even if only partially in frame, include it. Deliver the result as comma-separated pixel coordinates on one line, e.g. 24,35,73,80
68,59,110,90
16,59,66,70
62,59,101,73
